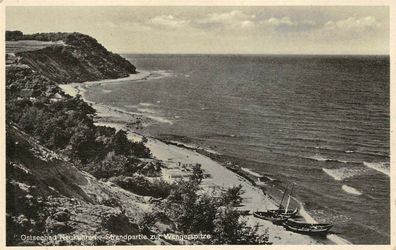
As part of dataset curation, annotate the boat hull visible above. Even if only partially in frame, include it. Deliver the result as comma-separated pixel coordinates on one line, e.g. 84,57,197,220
282,220,333,236
267,208,298,217
253,211,288,225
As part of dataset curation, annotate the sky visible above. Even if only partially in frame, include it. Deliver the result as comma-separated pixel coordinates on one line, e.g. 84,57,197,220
6,6,389,54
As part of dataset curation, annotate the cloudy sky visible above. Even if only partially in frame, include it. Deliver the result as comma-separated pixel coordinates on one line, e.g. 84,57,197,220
6,6,389,54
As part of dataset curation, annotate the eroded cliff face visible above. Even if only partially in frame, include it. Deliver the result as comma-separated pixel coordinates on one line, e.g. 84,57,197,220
9,32,136,83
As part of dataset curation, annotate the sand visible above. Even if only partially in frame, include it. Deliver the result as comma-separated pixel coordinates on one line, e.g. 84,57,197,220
58,73,351,245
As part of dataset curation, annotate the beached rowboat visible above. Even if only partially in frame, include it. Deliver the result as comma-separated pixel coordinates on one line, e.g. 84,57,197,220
282,219,333,235
267,208,298,217
254,184,299,224
252,208,297,223
253,211,288,225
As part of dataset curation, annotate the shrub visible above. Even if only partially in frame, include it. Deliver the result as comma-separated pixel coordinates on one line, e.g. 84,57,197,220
110,175,173,199
212,206,263,244
161,180,269,244
220,184,245,207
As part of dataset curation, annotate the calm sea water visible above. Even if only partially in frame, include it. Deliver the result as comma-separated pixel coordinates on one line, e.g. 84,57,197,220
84,54,390,244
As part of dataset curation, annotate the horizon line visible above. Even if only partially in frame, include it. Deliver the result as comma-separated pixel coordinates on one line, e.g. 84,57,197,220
119,52,390,56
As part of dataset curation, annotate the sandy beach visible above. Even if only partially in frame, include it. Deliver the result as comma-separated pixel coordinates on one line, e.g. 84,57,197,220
59,72,351,245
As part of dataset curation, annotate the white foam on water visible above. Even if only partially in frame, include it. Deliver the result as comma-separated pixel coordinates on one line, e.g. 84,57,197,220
342,185,362,195
322,168,343,181
291,193,352,244
146,114,173,125
309,155,330,162
137,108,157,114
292,197,317,224
147,70,174,80
322,167,366,181
107,106,140,117
309,155,349,164
363,162,390,177
205,148,221,155
60,71,153,97
139,102,155,107
123,103,171,125
240,167,263,178
89,71,152,86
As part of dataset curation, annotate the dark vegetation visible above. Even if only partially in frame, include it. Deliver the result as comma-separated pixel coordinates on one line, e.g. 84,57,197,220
6,30,24,41
155,171,269,244
6,67,151,180
109,175,173,199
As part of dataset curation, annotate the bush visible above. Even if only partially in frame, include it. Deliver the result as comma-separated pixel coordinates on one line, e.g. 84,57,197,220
220,184,245,207
161,179,269,244
6,30,23,41
190,164,204,185
110,175,173,199
212,206,263,244
101,212,138,235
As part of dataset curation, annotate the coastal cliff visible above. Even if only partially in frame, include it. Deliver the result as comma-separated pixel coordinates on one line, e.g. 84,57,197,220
6,31,136,83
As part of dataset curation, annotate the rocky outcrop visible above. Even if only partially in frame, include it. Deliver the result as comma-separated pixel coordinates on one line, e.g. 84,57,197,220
7,31,136,83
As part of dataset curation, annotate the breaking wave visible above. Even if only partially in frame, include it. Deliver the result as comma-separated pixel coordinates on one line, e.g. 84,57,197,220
308,155,354,164
342,185,362,195
363,162,390,177
322,167,367,181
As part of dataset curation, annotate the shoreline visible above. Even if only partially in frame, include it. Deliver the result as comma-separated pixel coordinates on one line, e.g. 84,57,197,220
59,72,350,245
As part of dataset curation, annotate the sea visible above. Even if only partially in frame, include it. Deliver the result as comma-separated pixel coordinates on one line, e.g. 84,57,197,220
83,54,390,244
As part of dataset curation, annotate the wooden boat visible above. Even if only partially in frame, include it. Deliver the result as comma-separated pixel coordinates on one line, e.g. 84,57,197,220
254,184,298,224
253,211,288,225
266,208,298,217
282,219,333,235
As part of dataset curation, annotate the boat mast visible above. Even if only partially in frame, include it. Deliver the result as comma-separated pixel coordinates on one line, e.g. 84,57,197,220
277,185,288,213
285,184,294,213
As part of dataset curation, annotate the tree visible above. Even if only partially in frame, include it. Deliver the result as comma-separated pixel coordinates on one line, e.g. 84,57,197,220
188,194,218,234
6,30,23,41
130,141,151,158
190,164,204,185
162,180,199,231
212,206,264,244
68,122,96,162
112,130,132,155
221,184,245,207
160,179,269,244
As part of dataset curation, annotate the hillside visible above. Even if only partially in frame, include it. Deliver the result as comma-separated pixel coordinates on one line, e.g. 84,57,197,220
6,31,136,83
7,125,155,245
